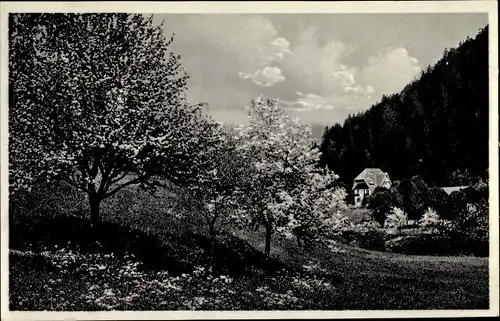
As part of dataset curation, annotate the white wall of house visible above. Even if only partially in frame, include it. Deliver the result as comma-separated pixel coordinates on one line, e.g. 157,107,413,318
354,188,371,207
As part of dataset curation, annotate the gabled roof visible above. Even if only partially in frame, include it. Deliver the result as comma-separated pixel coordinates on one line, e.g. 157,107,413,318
353,168,390,191
441,186,470,195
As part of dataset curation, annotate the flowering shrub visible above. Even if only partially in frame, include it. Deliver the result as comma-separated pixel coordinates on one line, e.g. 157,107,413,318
10,246,340,310
418,207,439,229
344,220,381,234
417,207,452,234
385,201,488,257
254,286,300,309
384,207,407,231
249,267,336,310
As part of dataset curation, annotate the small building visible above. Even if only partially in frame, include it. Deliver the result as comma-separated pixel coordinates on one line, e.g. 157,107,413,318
441,185,470,195
352,168,392,207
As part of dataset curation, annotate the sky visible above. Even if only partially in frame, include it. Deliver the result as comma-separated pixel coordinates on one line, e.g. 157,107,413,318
153,13,488,134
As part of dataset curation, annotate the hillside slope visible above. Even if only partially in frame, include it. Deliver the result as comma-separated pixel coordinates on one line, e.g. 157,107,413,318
9,183,490,310
320,25,489,186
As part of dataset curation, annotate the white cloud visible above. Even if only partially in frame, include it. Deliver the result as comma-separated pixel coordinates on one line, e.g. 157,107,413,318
270,52,284,61
171,15,280,70
271,37,293,55
332,67,373,96
276,25,377,113
157,15,423,124
281,92,342,112
239,36,293,86
279,24,354,95
278,25,421,114
158,14,285,110
239,66,286,87
358,47,421,96
268,38,294,62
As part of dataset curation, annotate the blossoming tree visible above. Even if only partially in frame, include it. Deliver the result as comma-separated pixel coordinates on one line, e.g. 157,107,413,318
283,169,349,247
9,13,213,224
236,97,347,257
186,123,254,269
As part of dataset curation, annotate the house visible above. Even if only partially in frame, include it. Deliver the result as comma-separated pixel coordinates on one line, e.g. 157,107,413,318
352,168,391,207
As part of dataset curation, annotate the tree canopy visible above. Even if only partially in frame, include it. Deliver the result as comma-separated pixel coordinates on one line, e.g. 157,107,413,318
9,13,215,223
236,98,347,256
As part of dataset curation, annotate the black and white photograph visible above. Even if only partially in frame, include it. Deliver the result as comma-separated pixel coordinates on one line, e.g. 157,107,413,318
1,1,498,318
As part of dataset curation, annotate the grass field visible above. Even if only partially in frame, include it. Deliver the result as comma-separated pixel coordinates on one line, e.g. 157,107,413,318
235,226,489,309
8,183,490,310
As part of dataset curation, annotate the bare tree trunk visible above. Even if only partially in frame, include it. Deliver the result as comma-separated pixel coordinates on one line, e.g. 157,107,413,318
208,223,217,273
294,227,302,247
89,193,102,227
264,225,272,258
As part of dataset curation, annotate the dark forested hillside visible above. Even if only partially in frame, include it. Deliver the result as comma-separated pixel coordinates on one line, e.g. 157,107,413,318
320,25,489,186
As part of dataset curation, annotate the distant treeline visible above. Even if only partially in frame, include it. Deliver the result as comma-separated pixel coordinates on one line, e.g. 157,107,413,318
319,25,489,187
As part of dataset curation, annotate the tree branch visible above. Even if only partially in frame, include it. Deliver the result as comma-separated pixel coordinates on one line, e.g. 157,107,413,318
97,162,109,195
60,176,89,194
210,198,220,228
70,170,79,186
89,151,101,178
77,157,91,177
107,165,123,181
103,177,143,198
98,162,107,179
108,171,130,187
